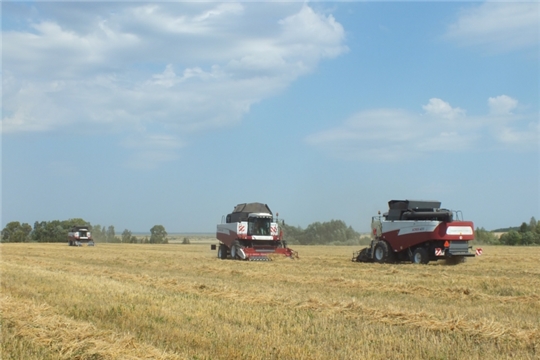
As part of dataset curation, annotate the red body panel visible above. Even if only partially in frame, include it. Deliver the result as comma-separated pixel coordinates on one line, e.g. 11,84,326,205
381,220,475,252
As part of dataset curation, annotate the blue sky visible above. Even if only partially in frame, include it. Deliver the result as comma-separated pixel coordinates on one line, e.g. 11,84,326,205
2,1,539,233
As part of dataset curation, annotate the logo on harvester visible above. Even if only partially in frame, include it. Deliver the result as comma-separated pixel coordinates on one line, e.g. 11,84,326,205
238,225,246,232
271,226,277,233
435,248,443,256
475,248,483,256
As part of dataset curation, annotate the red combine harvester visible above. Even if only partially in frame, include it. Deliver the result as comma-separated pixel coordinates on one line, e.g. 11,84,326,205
215,203,297,261
68,226,94,246
353,200,478,264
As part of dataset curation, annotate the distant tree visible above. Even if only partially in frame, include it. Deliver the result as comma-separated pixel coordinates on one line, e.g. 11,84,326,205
106,225,117,242
521,231,536,246
121,229,132,243
32,220,65,242
1,221,32,242
529,217,537,231
282,220,359,245
519,222,529,233
62,218,90,229
30,219,91,243
474,227,499,245
150,225,168,244
499,230,521,246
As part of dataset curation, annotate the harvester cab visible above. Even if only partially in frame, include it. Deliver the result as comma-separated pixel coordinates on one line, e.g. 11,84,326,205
354,200,478,265
214,202,297,261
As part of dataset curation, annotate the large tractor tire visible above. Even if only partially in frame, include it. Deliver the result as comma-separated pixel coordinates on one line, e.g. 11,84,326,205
373,241,393,263
218,244,228,260
412,248,429,264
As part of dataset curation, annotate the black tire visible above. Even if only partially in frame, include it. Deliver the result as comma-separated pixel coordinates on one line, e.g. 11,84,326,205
218,244,228,260
373,241,392,263
230,240,240,260
412,248,429,264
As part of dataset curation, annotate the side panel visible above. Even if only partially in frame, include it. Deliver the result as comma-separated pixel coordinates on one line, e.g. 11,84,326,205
381,220,474,251
217,222,248,247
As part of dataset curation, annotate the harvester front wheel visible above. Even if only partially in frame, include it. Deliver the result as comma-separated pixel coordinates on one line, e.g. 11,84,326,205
374,241,392,263
218,244,228,260
230,240,241,260
412,248,429,264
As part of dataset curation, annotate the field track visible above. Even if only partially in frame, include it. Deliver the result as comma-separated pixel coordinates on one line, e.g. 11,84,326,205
1,243,539,359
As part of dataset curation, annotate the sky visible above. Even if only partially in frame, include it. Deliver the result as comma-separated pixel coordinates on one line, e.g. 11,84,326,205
2,1,539,234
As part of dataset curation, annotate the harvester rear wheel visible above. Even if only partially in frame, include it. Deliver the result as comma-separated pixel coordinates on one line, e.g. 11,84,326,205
412,248,429,264
374,241,392,263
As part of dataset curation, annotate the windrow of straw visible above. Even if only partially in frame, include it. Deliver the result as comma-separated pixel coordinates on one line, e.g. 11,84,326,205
2,243,539,359
1,295,183,360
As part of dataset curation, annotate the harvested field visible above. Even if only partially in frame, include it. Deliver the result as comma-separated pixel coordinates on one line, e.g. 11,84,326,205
1,243,539,359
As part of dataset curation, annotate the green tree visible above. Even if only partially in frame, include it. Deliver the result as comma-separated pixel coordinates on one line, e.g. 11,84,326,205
474,227,499,245
106,225,117,243
121,229,132,243
282,220,359,245
529,217,537,232
1,221,32,242
499,230,521,246
521,231,536,246
34,220,64,242
150,225,168,244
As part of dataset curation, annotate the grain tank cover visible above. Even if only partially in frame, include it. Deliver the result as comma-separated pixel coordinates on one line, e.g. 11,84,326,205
385,200,451,222
227,203,273,223
388,200,441,210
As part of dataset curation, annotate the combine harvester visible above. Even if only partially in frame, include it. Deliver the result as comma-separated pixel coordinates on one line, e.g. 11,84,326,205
353,200,479,265
215,203,297,261
68,226,95,246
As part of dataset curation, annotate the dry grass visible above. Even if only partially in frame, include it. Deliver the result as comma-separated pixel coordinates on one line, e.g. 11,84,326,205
1,243,539,359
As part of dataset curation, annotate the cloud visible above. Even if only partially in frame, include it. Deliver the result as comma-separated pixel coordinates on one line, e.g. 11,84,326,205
306,96,537,161
1,3,347,168
445,2,539,53
488,95,518,115
423,98,466,120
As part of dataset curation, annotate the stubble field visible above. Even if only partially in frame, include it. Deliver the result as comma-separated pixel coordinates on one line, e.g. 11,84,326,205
1,242,539,360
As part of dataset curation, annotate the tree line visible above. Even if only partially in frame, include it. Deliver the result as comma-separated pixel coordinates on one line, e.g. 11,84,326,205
474,217,540,246
282,219,369,246
1,219,168,244
3,216,539,246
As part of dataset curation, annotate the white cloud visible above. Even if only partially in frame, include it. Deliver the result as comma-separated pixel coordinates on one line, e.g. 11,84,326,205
1,3,347,168
306,96,537,161
488,95,518,115
445,2,539,52
423,98,466,120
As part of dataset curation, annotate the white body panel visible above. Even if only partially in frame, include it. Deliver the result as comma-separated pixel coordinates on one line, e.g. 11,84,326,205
381,221,440,236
